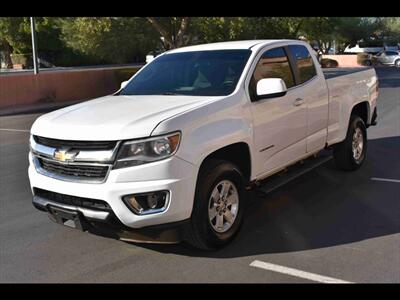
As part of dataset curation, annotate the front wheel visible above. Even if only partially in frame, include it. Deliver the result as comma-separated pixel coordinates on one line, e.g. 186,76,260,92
333,115,367,171
184,159,245,250
395,59,400,68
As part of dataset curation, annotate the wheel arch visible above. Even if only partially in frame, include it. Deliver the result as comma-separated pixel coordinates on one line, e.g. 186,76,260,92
350,101,370,126
198,142,252,184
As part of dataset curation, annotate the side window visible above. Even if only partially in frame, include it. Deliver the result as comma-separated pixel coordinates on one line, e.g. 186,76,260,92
249,47,295,100
289,45,317,84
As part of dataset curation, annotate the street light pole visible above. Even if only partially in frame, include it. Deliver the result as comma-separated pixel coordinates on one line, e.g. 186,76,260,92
30,17,39,74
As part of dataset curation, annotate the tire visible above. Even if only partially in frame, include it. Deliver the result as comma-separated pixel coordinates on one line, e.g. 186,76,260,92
333,115,367,171
364,60,372,66
395,59,400,68
184,159,246,250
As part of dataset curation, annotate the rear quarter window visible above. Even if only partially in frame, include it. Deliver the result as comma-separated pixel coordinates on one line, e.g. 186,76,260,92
289,45,317,84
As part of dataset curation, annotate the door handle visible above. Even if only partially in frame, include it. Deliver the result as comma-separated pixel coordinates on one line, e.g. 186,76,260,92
293,98,304,106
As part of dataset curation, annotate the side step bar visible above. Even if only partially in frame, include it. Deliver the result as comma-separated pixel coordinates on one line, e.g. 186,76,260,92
256,151,333,195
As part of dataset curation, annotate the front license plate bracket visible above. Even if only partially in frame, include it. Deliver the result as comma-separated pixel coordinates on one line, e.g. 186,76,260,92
48,206,86,231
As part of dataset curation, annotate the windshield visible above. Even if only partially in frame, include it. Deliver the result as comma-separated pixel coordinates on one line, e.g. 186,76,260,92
119,50,252,96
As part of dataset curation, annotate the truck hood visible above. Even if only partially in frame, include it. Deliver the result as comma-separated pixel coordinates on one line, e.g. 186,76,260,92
31,95,221,141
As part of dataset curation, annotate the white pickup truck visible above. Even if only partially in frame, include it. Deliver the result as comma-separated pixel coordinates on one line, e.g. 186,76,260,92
29,40,378,250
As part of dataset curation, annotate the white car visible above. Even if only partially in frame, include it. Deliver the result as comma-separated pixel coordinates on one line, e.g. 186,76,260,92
372,50,400,67
344,44,399,54
146,50,164,64
29,40,378,250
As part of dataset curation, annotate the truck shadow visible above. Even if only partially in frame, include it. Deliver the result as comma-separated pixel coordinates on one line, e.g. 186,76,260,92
137,135,400,258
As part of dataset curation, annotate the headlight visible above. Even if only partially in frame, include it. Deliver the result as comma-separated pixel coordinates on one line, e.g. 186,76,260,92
113,132,181,169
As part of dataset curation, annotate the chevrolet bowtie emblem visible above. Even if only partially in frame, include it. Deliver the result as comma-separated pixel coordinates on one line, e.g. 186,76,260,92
53,148,79,162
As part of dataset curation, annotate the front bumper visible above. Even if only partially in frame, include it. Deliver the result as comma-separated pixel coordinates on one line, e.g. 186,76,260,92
32,194,189,244
29,152,198,231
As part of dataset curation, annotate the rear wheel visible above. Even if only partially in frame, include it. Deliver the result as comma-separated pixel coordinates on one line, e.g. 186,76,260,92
395,59,400,68
333,115,367,171
184,159,245,250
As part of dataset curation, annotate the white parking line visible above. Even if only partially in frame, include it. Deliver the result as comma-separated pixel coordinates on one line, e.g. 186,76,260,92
250,260,353,284
371,177,400,183
0,128,30,132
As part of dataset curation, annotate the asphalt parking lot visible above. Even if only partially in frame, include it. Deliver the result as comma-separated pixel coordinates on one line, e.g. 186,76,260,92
0,67,399,283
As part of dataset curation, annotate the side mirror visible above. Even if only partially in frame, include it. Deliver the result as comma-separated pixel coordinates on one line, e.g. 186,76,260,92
255,78,287,100
120,81,128,89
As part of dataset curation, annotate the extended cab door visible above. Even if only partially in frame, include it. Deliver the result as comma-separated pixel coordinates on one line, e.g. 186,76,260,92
247,46,307,177
287,45,329,153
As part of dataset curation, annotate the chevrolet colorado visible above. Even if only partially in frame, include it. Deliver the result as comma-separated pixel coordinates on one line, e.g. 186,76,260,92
29,40,378,250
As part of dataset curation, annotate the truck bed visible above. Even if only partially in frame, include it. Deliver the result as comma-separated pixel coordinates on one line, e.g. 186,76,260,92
322,67,374,80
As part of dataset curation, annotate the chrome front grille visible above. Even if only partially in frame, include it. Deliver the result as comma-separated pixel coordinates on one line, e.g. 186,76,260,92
31,135,119,183
37,157,109,180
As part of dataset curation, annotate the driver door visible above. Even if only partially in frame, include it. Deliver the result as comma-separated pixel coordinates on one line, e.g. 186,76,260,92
248,46,307,177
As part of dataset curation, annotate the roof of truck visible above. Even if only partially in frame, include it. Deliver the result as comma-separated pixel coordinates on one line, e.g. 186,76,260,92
167,40,298,53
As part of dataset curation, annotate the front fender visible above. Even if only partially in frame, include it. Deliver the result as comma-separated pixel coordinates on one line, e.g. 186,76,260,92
178,117,253,167
151,94,254,174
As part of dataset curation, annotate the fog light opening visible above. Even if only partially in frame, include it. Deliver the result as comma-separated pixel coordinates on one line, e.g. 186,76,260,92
124,195,144,215
147,194,159,209
122,191,169,215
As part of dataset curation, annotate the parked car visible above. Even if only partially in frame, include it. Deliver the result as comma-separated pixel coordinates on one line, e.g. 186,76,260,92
29,40,378,250
146,50,164,64
371,50,400,67
344,43,399,54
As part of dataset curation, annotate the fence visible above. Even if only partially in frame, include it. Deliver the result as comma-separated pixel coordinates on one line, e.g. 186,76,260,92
321,54,365,67
0,65,142,111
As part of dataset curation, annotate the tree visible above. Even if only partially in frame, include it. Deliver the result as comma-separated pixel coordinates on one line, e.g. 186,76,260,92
190,17,304,44
0,38,13,68
0,17,29,68
334,18,382,53
299,17,341,54
190,17,246,43
0,17,69,67
147,17,191,49
300,17,391,54
380,17,400,40
59,17,160,64
242,17,304,39
2,17,397,68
